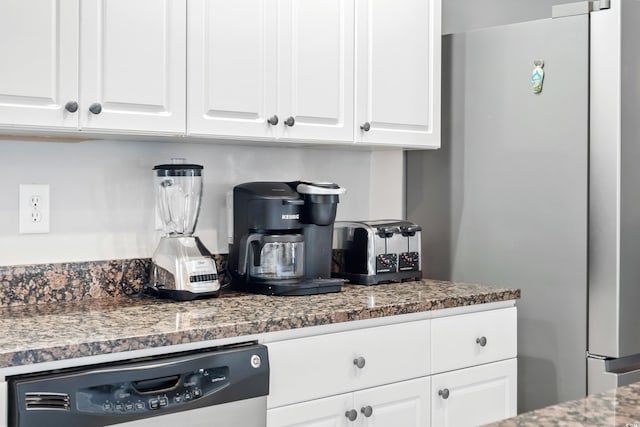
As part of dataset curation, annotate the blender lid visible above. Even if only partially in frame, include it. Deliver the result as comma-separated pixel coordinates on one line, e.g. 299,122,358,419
154,163,203,176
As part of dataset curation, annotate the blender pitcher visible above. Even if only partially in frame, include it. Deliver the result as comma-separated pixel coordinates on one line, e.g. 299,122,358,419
155,161,202,235
149,160,220,300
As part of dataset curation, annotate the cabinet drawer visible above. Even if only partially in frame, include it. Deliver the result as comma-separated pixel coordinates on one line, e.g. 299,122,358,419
431,307,516,373
267,320,430,408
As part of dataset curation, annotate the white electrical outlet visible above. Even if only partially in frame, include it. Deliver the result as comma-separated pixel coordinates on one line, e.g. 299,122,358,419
19,184,50,234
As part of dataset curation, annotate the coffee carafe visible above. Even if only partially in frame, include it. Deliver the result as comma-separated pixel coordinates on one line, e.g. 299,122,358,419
149,160,220,300
229,181,346,296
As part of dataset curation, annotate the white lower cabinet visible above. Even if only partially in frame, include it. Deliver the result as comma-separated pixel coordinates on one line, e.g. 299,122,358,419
0,380,6,427
354,378,430,427
267,320,430,409
431,359,517,427
267,392,352,427
266,305,517,427
267,377,430,427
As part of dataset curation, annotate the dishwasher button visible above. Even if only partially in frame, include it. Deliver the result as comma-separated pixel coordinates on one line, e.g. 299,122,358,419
149,399,159,410
135,402,145,410
174,395,183,404
125,403,134,411
103,403,113,411
250,355,262,368
115,403,124,411
193,388,202,398
159,397,169,407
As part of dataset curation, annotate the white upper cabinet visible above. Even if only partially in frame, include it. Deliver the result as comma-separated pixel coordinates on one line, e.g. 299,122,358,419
355,0,441,148
277,0,354,143
0,0,440,147
0,0,185,135
81,0,186,134
0,0,79,129
188,0,278,139
188,0,354,143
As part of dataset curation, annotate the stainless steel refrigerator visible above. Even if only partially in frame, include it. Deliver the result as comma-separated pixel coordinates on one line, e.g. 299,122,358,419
406,0,640,413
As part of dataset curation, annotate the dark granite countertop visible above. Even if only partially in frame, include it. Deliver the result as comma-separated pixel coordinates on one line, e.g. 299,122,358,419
487,382,640,427
0,279,519,369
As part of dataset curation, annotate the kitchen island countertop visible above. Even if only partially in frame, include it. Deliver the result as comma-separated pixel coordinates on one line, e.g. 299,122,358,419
0,279,519,370
487,382,640,427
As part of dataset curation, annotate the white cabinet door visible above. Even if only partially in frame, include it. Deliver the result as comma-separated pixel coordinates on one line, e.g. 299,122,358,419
0,380,6,427
267,393,352,427
355,0,441,148
355,377,430,427
431,359,517,427
278,0,354,143
0,0,79,129
80,0,186,134
187,0,278,139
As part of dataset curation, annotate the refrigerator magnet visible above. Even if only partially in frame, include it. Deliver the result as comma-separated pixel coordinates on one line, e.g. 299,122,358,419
531,60,545,94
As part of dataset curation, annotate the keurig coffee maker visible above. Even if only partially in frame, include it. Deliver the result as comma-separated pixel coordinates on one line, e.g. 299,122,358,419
229,181,346,296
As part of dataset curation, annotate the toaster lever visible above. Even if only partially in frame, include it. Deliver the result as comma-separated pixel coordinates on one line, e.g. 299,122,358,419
400,225,422,236
376,226,400,238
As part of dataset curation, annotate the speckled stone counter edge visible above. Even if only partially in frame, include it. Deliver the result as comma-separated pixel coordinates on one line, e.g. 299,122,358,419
486,381,640,427
0,255,229,307
0,280,520,368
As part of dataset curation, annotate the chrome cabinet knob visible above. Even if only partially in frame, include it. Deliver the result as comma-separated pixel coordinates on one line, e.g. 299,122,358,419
361,405,373,417
438,388,450,399
267,115,279,126
353,356,366,369
89,103,102,115
360,122,371,131
64,101,78,113
345,409,358,421
476,336,488,347
284,116,295,127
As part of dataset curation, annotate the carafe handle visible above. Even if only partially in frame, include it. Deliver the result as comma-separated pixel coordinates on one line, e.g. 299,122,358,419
238,234,263,275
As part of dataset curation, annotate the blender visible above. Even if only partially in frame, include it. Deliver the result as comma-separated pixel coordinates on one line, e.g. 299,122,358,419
149,160,220,300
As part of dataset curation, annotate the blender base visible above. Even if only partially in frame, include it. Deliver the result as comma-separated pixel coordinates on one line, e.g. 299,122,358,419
238,278,344,296
146,287,220,301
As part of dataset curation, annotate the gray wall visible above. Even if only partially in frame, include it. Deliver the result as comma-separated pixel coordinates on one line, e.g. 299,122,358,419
443,0,576,34
408,0,592,414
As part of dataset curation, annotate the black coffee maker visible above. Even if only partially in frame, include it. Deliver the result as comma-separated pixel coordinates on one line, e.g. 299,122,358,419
229,181,346,295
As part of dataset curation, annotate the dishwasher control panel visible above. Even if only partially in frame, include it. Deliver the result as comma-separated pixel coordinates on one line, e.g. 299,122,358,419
78,366,230,414
8,343,269,427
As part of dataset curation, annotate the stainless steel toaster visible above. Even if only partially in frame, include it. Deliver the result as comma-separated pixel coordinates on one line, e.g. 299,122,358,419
332,220,422,285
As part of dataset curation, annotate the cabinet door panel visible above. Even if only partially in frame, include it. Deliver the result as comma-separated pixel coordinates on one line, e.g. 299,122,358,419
0,0,78,129
356,0,441,147
188,0,278,139
267,393,351,427
431,359,517,427
431,307,517,374
81,0,186,133
267,320,429,409
279,0,354,142
355,377,430,427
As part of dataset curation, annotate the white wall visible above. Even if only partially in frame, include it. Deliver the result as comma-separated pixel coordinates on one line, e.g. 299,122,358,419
0,138,404,266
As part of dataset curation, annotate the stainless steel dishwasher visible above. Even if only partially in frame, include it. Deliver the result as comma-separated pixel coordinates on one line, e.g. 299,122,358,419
7,343,269,427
